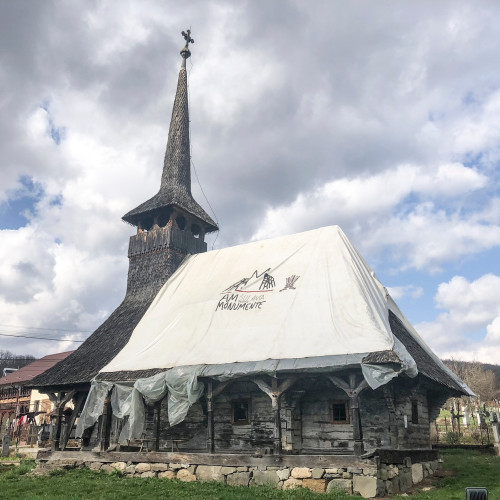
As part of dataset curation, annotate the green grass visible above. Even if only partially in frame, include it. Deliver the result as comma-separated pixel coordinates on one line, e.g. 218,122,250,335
0,450,498,499
394,449,500,499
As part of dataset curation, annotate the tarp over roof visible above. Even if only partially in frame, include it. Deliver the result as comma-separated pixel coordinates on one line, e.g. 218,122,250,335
99,226,421,385
78,226,471,440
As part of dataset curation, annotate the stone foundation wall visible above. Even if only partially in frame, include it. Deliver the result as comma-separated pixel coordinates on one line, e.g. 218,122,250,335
36,453,440,498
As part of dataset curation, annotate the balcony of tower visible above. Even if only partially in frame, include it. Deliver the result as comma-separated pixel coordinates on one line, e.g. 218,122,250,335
129,209,207,258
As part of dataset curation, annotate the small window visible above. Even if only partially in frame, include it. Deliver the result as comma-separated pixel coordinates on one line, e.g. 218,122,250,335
232,400,251,425
411,400,419,424
330,400,350,424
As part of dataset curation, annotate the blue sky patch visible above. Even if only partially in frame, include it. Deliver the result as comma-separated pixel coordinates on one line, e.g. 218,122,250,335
0,176,43,230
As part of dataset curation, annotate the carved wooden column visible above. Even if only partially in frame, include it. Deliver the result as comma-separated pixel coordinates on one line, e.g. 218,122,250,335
48,390,75,451
153,401,161,451
52,404,64,452
100,395,112,452
205,380,230,453
253,376,298,456
207,381,214,453
271,378,282,455
327,373,368,456
349,373,364,455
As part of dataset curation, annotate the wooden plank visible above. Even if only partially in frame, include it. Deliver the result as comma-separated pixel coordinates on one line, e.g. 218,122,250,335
101,450,374,468
61,392,86,451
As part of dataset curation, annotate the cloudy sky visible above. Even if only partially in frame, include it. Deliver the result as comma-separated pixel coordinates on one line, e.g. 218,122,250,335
1,1,499,364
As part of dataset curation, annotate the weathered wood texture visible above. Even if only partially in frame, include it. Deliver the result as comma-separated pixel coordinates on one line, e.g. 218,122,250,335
106,374,433,455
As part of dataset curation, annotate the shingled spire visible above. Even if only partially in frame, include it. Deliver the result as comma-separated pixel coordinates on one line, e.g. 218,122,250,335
122,30,218,234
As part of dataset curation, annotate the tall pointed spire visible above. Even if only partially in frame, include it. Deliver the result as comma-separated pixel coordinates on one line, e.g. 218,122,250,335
123,30,217,233
160,30,193,196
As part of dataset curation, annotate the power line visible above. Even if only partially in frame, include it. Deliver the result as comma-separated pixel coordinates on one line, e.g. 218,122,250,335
186,55,220,251
0,324,90,333
0,333,83,343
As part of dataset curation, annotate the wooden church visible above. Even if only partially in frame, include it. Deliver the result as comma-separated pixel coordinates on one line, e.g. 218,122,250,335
33,31,471,497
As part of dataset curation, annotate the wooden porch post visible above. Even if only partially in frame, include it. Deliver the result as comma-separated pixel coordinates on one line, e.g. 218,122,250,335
152,401,161,452
205,380,230,453
252,376,298,456
60,391,86,451
48,390,75,451
52,404,64,452
271,378,282,455
327,373,368,456
100,395,112,452
349,373,363,456
207,380,215,453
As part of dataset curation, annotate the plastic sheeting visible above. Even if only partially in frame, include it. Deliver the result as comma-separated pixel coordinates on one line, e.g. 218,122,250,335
76,368,204,442
75,380,112,438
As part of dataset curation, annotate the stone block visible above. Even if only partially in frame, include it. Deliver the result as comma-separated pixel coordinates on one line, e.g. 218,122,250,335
277,468,290,481
387,466,398,479
283,477,302,489
168,462,184,470
101,465,115,473
378,468,388,480
291,467,311,479
251,470,280,486
411,463,423,484
353,475,377,498
135,463,151,473
342,472,352,479
187,465,197,474
151,463,169,472
226,472,251,486
347,467,363,474
221,466,237,475
88,462,102,470
196,465,223,481
141,471,156,478
311,468,324,479
325,468,340,474
125,465,136,474
158,470,176,479
399,470,412,492
177,469,196,482
324,473,342,479
390,477,400,494
236,466,248,472
326,478,353,494
403,457,412,467
110,462,127,471
303,479,326,492
363,467,377,476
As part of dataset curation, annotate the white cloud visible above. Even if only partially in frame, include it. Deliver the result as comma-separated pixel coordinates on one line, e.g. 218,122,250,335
416,274,500,363
252,163,493,271
387,285,423,300
1,1,500,362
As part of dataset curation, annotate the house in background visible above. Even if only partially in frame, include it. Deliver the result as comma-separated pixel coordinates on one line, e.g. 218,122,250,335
0,351,73,446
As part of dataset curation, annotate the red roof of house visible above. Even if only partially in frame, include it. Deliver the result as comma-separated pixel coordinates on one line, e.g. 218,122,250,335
0,351,74,387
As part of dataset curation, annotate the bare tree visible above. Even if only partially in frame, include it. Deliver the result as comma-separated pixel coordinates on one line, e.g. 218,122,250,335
444,359,499,403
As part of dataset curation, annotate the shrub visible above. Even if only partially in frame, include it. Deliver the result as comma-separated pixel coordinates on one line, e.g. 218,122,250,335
445,431,461,445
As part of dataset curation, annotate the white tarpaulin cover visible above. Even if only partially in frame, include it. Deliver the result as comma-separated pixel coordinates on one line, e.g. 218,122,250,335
101,226,412,374
77,226,427,438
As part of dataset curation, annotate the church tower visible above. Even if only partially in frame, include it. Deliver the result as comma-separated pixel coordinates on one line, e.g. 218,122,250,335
123,30,218,298
32,30,217,389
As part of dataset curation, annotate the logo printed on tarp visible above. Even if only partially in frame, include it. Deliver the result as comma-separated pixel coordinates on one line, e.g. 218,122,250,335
280,275,300,292
216,270,300,312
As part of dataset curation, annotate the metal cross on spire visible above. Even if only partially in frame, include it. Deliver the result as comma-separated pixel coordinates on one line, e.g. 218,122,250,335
180,29,194,61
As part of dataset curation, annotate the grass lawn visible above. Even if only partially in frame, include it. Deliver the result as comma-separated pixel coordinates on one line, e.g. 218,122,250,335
0,449,498,499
